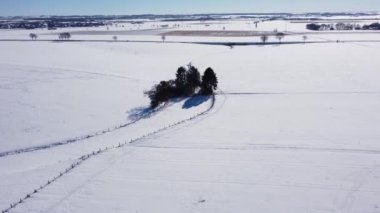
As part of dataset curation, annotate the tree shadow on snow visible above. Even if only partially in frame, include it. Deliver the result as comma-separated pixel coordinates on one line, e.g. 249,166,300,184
127,106,157,121
127,97,188,121
182,95,210,109
127,96,209,121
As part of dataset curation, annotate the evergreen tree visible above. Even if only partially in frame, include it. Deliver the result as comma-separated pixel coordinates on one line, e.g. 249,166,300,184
201,68,218,95
175,66,187,95
185,66,201,95
145,80,176,108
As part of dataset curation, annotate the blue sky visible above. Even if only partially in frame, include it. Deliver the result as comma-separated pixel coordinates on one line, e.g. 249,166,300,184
1,0,379,16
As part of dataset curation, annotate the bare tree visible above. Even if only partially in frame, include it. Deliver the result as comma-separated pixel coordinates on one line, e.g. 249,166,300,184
275,32,285,44
29,33,37,40
59,32,71,40
302,35,308,44
260,34,268,44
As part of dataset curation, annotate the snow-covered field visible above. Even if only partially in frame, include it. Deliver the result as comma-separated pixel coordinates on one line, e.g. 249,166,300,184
1,17,380,212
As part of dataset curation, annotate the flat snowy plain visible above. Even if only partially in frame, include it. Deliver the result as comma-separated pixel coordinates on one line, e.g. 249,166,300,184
1,18,380,212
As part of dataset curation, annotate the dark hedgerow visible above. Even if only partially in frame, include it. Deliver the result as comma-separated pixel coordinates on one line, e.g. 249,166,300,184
145,65,218,108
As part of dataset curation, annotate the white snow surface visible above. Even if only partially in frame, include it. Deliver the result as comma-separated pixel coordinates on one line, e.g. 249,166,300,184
1,18,380,213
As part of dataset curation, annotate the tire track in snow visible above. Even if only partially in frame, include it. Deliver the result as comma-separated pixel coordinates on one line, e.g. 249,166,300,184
0,108,158,158
1,95,217,213
0,62,155,158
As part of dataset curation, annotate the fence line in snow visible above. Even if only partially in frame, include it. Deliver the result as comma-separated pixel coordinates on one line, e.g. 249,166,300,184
0,105,166,158
1,95,216,213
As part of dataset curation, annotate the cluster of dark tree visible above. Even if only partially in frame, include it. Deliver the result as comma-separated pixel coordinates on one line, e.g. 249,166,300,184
58,32,71,40
362,23,380,30
145,66,218,108
307,22,380,31
258,32,289,44
28,33,70,40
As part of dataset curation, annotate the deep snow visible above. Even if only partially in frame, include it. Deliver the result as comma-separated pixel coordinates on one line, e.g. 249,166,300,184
1,17,380,212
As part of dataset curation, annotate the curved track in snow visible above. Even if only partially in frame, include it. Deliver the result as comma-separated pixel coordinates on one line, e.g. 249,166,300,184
0,108,158,158
1,94,218,213
0,63,153,158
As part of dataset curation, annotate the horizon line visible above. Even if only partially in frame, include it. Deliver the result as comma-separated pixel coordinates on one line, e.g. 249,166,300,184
1,11,379,18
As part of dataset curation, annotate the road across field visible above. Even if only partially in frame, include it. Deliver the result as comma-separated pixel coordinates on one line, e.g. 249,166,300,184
1,39,380,47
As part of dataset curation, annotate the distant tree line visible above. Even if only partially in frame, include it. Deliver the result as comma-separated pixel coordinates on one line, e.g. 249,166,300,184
307,22,380,31
145,65,218,108
1,22,46,29
0,20,106,30
47,21,105,30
